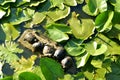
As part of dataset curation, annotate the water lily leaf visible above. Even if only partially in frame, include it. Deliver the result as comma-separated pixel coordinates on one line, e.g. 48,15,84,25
46,23,71,42
83,0,107,16
95,34,120,55
0,8,6,19
106,59,120,80
114,0,120,13
76,0,84,4
91,56,104,68
68,12,95,40
19,72,41,80
16,0,30,7
94,68,106,80
63,0,77,6
65,39,85,56
112,11,120,24
46,6,70,21
0,0,16,6
4,8,34,25
59,74,74,80
29,0,46,7
106,24,120,40
1,23,20,41
50,0,64,10
65,44,85,56
95,11,114,32
32,12,46,25
40,57,64,80
85,41,107,56
75,52,90,68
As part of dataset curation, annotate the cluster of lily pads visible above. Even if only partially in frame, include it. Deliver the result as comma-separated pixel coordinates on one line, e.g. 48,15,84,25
0,0,120,80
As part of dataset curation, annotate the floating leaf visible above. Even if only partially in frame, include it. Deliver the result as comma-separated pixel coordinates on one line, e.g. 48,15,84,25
63,0,77,6
95,11,114,32
83,0,107,16
75,52,90,68
91,56,104,68
46,6,70,21
106,24,120,40
68,12,95,40
40,57,64,80
46,23,71,42
32,12,46,25
1,23,20,41
15,0,30,7
19,72,41,80
59,74,74,80
4,8,34,25
94,68,106,80
50,0,64,10
65,38,85,56
95,34,120,55
114,0,120,13
85,41,107,56
0,0,16,6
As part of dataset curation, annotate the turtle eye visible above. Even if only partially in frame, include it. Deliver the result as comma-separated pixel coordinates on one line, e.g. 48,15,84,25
61,56,73,69
43,45,55,57
24,33,38,44
53,47,65,61
32,42,44,52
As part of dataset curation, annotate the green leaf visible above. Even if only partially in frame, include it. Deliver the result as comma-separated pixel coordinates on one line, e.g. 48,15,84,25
29,0,46,7
19,72,41,80
4,8,34,25
40,57,64,80
65,44,85,56
16,0,30,7
94,68,106,80
106,24,120,40
112,12,120,24
32,12,46,25
46,23,71,42
0,0,16,6
32,66,46,80
68,12,95,40
1,23,20,41
114,0,120,12
0,76,13,80
63,0,77,6
85,41,107,56
46,6,70,21
76,0,84,4
83,0,107,16
11,55,36,72
95,11,114,32
0,8,6,19
95,34,120,55
59,74,74,80
75,52,90,68
106,62,120,80
91,56,104,68
50,0,64,10
65,38,85,56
